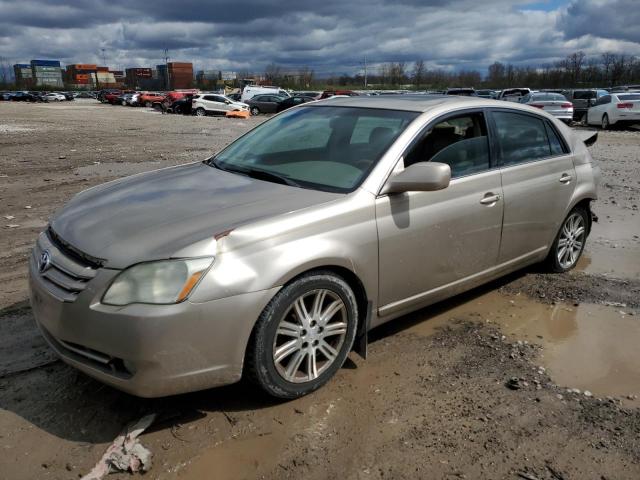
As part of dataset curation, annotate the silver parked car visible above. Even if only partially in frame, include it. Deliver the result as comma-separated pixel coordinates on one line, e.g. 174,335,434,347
29,96,599,398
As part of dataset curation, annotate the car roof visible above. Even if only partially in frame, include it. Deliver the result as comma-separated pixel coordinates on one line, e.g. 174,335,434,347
308,94,503,112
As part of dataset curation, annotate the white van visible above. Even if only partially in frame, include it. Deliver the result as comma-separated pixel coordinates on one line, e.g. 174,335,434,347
241,85,290,103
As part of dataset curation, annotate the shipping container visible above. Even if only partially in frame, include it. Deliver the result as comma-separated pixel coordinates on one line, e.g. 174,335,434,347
70,64,97,70
31,59,61,67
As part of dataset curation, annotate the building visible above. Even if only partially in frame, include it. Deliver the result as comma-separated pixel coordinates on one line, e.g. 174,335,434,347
13,64,34,88
125,67,154,89
156,64,168,89
31,59,64,88
195,69,219,88
167,62,193,89
110,70,126,87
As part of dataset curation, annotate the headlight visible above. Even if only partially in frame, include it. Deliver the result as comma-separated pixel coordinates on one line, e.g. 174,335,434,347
102,257,214,306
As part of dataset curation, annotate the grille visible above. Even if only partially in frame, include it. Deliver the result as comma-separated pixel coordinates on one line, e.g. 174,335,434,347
32,229,101,302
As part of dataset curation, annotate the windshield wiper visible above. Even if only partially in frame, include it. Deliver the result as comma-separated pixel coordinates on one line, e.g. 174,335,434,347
240,167,302,188
207,159,301,188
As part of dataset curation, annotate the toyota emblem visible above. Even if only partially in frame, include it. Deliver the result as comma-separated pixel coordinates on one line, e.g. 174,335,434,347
39,250,52,273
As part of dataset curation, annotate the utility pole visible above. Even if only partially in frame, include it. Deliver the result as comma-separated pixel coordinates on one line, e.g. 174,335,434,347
163,48,170,90
360,56,368,89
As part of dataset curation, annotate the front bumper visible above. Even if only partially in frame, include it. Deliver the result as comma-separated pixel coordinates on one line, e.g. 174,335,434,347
29,245,279,397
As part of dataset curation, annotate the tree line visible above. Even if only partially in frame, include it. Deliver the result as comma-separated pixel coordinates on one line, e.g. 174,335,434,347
260,51,640,90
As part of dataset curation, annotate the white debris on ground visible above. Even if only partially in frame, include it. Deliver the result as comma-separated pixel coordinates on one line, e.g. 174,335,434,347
81,413,156,480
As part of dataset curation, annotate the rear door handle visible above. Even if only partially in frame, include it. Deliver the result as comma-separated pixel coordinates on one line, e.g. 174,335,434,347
480,193,501,205
559,174,573,184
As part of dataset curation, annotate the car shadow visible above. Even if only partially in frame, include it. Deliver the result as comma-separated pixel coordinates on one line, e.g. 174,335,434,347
0,268,530,444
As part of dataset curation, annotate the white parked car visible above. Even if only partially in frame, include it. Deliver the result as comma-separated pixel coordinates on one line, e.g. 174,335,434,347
586,92,640,129
128,93,141,106
240,85,290,103
43,93,66,102
192,94,249,116
498,88,531,103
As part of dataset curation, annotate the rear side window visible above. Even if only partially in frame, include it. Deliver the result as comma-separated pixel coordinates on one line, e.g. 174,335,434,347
492,111,551,166
404,112,490,178
545,122,568,156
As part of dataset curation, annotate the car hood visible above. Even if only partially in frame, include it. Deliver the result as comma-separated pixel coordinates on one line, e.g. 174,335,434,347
51,162,341,268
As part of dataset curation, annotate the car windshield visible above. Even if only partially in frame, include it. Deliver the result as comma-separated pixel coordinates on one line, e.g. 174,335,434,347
209,106,418,193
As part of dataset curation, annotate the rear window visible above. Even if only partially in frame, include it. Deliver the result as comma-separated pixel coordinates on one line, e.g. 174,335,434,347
573,91,596,100
618,94,640,101
531,93,567,102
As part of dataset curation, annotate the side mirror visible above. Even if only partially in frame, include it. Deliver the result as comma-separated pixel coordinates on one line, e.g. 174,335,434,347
381,162,451,195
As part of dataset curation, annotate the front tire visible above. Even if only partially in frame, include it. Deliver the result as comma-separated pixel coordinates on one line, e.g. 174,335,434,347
246,272,358,398
145,101,152,108
544,206,589,273
250,106,260,116
601,114,609,130
195,107,206,117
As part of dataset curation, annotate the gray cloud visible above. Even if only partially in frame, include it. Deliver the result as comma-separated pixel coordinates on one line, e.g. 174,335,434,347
560,0,640,44
0,0,638,75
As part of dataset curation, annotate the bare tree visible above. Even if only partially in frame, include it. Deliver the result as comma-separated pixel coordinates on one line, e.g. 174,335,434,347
413,60,425,89
264,63,282,85
566,51,586,86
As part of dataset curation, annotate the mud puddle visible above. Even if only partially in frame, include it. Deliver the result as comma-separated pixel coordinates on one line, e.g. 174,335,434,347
406,290,640,403
179,429,288,479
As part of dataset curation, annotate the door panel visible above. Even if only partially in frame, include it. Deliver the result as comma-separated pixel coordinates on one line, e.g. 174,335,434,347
376,169,503,312
498,157,576,262
490,110,577,263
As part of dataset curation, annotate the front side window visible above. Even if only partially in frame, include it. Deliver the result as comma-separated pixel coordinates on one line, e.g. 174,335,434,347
210,106,418,192
404,112,490,178
492,111,551,166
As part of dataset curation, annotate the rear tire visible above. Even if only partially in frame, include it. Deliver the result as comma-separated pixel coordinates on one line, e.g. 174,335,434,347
544,206,589,273
245,272,358,399
145,101,152,107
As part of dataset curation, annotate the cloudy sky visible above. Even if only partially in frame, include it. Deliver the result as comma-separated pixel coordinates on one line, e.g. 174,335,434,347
0,0,639,76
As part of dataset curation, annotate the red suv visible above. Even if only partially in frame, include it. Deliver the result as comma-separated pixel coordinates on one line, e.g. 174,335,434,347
138,92,165,107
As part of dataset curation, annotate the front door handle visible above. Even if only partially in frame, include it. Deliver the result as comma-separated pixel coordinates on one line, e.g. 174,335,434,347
480,193,501,205
559,173,573,184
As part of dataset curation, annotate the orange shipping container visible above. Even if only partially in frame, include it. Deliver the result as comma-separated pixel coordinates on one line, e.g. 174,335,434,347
73,64,97,70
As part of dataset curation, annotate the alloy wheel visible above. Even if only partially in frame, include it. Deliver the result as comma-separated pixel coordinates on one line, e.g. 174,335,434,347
557,212,586,269
272,289,348,384
602,114,609,130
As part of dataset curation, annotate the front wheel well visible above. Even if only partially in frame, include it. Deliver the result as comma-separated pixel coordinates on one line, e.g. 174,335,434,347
283,266,369,329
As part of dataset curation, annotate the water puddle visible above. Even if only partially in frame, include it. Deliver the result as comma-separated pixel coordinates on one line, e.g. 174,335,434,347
405,290,640,402
179,429,288,479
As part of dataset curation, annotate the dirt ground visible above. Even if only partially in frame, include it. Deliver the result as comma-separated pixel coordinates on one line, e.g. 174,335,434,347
1,100,639,480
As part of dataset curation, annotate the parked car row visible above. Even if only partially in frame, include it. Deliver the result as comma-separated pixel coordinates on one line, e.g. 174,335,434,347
0,91,80,102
